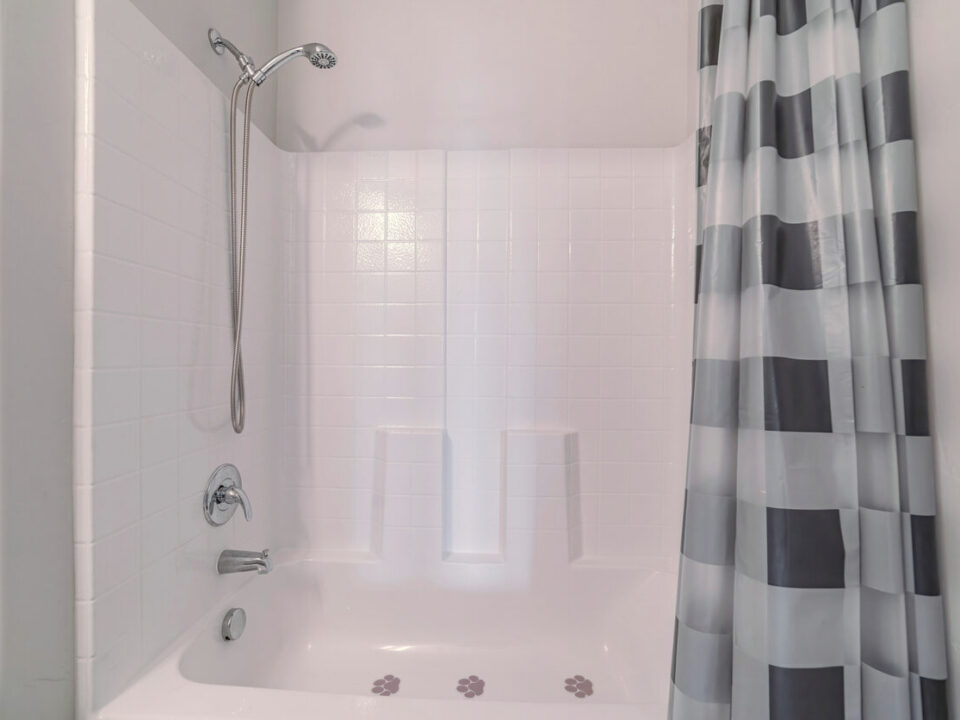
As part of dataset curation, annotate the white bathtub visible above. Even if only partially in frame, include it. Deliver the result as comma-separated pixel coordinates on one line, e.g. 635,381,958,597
97,551,676,719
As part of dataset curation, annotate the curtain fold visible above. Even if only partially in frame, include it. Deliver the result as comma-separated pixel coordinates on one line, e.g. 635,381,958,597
670,1,949,718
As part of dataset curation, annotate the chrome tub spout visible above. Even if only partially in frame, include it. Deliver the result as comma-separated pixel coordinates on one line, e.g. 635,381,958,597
217,549,272,575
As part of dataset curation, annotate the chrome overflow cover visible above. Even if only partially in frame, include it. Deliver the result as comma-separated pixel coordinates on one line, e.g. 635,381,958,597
222,607,246,641
203,463,251,526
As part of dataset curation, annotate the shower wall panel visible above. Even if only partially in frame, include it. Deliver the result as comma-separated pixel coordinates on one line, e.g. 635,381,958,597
285,150,447,553
285,146,693,566
443,148,690,561
73,0,289,711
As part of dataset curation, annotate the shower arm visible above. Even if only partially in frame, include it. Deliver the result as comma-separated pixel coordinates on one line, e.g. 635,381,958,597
208,29,256,81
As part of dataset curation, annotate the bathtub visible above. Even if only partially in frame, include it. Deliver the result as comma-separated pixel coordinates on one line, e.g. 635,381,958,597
97,550,676,719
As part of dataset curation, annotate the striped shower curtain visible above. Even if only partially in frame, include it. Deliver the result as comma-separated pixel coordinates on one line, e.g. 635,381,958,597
670,1,949,719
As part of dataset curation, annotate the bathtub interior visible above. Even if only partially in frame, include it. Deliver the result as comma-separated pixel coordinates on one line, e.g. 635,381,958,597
178,556,677,706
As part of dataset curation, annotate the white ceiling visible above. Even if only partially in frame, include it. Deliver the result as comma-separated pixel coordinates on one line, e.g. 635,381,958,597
276,0,698,151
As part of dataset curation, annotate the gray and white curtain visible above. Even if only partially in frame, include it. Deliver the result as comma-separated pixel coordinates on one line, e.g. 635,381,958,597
670,1,949,719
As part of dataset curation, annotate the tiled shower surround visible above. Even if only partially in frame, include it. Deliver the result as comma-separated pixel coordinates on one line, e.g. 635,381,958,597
286,148,692,561
75,0,692,712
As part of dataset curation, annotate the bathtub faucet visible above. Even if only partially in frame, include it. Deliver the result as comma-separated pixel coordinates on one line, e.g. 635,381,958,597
217,548,272,575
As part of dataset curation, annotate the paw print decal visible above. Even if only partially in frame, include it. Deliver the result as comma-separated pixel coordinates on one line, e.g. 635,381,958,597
457,675,485,698
564,675,594,698
371,674,400,696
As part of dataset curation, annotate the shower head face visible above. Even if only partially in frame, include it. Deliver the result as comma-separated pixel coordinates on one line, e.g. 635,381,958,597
304,43,338,69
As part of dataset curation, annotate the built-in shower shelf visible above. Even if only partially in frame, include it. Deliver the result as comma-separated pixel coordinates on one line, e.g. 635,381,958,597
365,427,599,565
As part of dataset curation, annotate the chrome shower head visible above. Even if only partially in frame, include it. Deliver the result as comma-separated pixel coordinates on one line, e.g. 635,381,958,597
304,43,337,69
209,29,338,84
252,42,338,84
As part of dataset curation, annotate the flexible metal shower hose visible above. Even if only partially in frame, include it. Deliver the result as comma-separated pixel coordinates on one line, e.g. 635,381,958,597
229,77,256,433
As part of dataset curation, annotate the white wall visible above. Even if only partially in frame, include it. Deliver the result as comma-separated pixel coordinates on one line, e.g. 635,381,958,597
276,0,693,152
910,0,960,709
0,0,76,718
129,0,280,142
74,0,288,711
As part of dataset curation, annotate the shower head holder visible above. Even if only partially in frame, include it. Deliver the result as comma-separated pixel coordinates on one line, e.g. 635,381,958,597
208,28,256,80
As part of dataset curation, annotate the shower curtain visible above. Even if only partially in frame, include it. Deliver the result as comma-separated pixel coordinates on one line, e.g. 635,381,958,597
670,1,948,719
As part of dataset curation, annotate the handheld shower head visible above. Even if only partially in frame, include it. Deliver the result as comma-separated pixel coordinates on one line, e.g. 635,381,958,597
304,43,338,69
209,29,337,83
209,28,337,433
252,42,338,84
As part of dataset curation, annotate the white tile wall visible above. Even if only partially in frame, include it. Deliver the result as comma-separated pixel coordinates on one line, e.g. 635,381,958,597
503,430,577,545
444,148,689,561
74,0,287,711
377,428,444,533
286,147,692,564
284,150,446,553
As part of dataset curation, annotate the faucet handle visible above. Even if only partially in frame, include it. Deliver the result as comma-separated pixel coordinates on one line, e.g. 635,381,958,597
220,485,252,521
203,464,253,526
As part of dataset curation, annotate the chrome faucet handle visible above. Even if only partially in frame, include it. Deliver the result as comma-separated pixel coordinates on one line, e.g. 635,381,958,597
218,485,252,521
203,464,253,526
